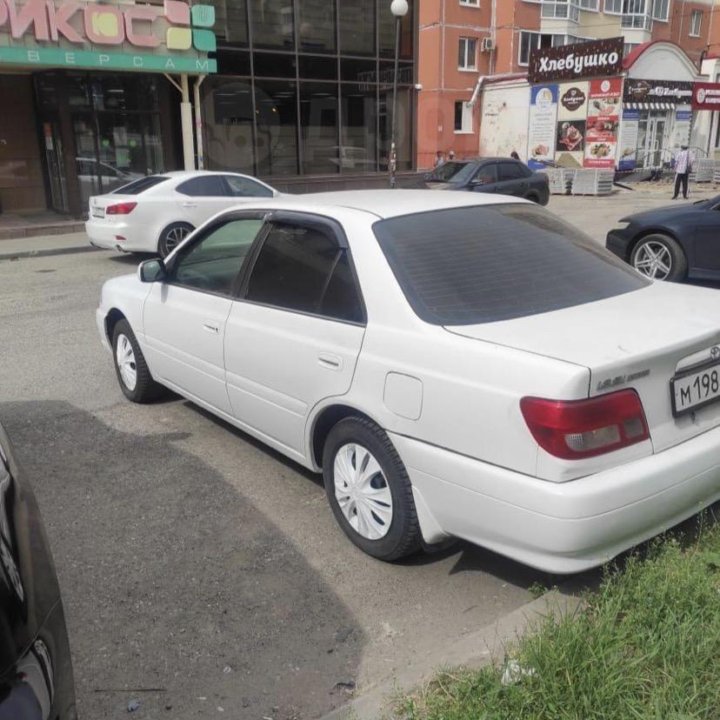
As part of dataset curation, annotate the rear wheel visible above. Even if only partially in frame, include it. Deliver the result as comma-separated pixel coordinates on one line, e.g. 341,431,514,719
630,233,687,282
158,222,194,258
322,417,421,561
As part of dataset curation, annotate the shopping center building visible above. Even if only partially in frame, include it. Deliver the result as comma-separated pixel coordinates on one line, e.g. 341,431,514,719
0,0,417,219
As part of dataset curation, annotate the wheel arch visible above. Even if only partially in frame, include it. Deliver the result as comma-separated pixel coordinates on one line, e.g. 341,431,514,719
309,403,381,471
104,308,127,344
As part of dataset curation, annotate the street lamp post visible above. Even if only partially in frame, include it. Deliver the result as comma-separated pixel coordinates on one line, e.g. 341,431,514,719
389,0,408,188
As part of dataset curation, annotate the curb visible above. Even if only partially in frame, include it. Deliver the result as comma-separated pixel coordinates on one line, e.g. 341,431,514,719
0,222,86,241
0,245,99,261
320,590,584,720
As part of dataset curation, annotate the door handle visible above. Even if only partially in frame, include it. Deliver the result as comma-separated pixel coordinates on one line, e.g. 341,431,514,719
203,322,219,334
318,353,342,370
182,201,197,208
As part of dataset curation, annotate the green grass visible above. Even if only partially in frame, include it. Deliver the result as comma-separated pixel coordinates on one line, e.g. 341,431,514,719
400,522,720,720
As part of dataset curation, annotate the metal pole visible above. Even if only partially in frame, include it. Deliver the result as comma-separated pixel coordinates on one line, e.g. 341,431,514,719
390,15,401,189
194,75,206,170
180,74,195,171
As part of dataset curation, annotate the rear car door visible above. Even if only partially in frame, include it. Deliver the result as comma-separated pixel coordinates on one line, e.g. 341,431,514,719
174,175,233,227
142,214,265,414
224,212,366,456
496,161,530,198
690,205,720,275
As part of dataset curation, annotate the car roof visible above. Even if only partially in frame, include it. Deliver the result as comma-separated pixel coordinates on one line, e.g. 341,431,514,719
233,189,529,220
161,170,258,180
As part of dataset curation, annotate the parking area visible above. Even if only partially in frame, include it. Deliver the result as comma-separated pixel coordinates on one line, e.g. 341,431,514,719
0,185,716,719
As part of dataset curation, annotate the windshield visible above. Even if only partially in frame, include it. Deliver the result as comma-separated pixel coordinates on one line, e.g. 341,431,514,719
373,204,649,325
427,162,476,184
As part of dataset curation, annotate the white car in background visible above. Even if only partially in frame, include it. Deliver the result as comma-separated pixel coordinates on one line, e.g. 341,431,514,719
85,170,279,257
96,190,720,573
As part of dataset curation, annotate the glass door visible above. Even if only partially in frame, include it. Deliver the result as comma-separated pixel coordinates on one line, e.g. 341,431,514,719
41,119,68,213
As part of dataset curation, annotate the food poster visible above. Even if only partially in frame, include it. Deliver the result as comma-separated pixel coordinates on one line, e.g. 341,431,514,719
555,81,588,168
527,84,559,170
584,78,622,168
617,109,639,171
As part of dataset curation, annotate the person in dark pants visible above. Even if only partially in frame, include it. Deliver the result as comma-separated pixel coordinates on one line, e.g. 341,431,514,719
672,145,693,199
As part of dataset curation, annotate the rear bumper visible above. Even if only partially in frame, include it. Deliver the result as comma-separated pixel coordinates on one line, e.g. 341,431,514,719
391,426,720,573
85,220,148,253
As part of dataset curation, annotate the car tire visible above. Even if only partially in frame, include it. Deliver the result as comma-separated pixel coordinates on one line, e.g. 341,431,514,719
322,416,422,562
630,233,687,282
112,319,163,403
158,222,194,258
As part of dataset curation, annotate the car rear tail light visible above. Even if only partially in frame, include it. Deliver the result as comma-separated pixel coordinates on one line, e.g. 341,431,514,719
106,202,137,215
520,390,649,460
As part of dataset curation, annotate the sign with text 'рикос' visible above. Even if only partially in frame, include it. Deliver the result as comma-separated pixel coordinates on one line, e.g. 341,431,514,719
529,37,624,85
0,0,217,73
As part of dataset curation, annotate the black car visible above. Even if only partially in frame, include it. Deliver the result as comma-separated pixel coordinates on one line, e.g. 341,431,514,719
606,195,720,282
0,424,76,720
425,158,550,205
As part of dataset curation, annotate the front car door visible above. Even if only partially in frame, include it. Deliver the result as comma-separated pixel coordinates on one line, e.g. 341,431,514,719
142,214,265,414
174,175,232,227
690,203,720,276
224,212,367,459
470,162,498,193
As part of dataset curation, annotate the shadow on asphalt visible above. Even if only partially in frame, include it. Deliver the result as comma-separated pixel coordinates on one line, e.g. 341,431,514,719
1,400,365,720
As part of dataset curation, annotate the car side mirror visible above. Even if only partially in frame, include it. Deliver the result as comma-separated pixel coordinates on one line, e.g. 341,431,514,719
138,258,166,283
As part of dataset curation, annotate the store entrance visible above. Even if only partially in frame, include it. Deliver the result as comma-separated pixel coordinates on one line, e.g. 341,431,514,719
35,72,174,216
638,112,668,169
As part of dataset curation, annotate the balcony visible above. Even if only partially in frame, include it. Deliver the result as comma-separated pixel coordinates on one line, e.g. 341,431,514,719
541,2,580,22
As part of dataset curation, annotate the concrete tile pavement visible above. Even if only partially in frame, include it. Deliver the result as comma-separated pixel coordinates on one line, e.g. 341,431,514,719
0,232,100,261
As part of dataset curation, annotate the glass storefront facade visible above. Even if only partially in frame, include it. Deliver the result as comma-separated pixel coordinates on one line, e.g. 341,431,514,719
202,0,415,177
34,73,175,214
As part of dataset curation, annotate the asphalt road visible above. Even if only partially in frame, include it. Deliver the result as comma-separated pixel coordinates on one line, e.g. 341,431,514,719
0,250,543,719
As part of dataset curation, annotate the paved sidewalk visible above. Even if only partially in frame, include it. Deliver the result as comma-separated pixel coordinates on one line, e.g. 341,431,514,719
0,232,99,261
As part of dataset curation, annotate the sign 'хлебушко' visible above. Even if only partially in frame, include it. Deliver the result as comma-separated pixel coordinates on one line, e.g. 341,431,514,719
529,37,624,85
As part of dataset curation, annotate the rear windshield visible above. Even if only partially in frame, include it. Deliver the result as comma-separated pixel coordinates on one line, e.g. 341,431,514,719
112,176,169,195
373,204,649,325
427,162,476,184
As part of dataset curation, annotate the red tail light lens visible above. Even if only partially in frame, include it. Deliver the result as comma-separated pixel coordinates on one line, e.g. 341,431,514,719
106,202,137,215
520,390,649,460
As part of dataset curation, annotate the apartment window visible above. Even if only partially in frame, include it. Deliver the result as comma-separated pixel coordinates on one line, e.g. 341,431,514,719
541,1,580,21
460,0,480,5
604,0,622,13
458,37,478,70
690,10,702,36
454,101,473,133
577,0,599,9
651,0,669,21
518,31,571,65
623,42,638,56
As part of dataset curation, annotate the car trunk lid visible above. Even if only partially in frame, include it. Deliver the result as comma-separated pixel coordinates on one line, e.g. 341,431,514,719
445,282,720,454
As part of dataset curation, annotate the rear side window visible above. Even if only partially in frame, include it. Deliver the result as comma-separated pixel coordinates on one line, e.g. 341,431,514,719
112,176,169,195
245,223,364,323
373,204,649,325
176,176,228,197
224,175,274,198
498,162,529,181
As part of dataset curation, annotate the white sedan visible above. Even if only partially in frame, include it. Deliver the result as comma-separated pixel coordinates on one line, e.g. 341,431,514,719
85,170,279,257
96,190,720,573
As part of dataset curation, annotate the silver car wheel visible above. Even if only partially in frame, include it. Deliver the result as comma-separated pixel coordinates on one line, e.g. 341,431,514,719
633,240,672,280
333,443,393,540
115,333,137,391
164,225,190,252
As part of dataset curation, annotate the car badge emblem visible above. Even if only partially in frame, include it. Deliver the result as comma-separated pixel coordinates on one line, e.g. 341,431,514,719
711,346,720,360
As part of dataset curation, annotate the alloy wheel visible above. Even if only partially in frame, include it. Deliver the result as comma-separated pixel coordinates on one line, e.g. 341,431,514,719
633,241,672,280
164,226,190,253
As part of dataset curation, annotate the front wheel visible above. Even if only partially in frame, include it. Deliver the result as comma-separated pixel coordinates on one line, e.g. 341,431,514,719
112,319,163,403
322,417,421,561
630,233,687,282
158,222,194,258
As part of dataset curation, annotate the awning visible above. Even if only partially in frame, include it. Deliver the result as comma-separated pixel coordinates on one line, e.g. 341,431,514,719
623,102,678,111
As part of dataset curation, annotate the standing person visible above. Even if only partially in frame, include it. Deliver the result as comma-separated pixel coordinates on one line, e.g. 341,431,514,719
448,149,456,161
672,145,693,199
434,150,445,167
510,150,520,160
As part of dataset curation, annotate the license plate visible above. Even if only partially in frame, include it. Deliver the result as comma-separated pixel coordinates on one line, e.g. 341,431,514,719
671,361,720,416
92,207,105,218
